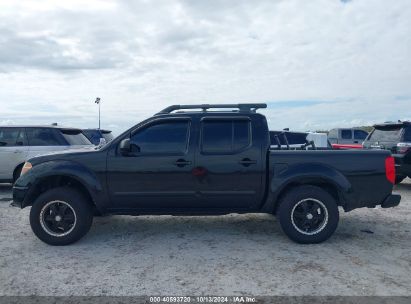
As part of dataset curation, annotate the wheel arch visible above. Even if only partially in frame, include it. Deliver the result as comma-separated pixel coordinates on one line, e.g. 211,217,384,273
272,178,344,215
27,175,96,208
262,163,351,214
18,160,108,214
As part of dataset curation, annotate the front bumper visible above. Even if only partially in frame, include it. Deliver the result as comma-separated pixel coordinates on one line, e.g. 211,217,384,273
381,194,401,208
11,185,29,208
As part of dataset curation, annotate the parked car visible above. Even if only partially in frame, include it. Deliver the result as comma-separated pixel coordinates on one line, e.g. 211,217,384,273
270,130,330,150
12,104,400,245
0,125,93,182
82,129,114,146
328,128,368,145
363,121,411,184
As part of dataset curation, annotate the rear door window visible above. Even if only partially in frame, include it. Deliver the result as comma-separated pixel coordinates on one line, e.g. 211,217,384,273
201,119,251,154
341,129,352,139
0,128,26,146
26,128,66,146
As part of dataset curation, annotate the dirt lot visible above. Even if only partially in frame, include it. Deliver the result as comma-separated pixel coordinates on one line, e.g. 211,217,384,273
0,180,410,296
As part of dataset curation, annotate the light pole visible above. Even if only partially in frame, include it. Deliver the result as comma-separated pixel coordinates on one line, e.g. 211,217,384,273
95,97,101,129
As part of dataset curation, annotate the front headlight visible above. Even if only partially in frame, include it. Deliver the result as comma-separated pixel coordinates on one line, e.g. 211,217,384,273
20,162,33,176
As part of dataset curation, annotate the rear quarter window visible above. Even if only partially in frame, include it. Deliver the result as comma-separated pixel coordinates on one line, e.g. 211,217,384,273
354,130,368,140
83,130,101,145
61,129,91,145
367,127,403,142
26,128,66,146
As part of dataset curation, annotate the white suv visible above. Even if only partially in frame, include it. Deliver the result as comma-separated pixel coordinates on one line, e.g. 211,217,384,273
0,126,93,182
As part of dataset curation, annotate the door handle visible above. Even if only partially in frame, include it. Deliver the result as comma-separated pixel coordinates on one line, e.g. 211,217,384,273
174,159,191,167
13,150,23,154
239,158,257,167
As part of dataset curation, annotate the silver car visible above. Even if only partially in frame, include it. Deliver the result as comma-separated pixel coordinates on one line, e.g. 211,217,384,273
328,128,369,145
0,125,93,182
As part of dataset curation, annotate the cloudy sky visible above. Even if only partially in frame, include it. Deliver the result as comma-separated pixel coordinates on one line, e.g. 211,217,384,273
0,0,410,135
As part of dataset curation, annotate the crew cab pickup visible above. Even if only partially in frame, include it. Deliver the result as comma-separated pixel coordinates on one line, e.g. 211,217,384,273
12,104,401,245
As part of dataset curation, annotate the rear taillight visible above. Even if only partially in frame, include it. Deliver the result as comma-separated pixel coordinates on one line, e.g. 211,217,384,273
385,156,395,184
397,142,411,154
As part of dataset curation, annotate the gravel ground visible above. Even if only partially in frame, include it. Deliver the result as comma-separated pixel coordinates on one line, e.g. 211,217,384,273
0,180,410,296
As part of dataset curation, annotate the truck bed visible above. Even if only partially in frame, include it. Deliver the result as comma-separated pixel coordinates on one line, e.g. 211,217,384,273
268,149,393,210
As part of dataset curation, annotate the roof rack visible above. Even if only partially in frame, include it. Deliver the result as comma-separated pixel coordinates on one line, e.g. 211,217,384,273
156,103,267,115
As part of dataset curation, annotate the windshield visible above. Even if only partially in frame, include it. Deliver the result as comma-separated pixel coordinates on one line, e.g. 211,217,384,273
366,127,403,142
61,129,92,145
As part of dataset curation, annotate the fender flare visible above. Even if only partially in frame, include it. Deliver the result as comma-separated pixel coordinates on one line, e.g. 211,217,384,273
262,162,352,213
17,160,108,213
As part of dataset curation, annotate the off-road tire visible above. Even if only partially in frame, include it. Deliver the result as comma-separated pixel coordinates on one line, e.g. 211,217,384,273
277,185,339,244
29,187,93,246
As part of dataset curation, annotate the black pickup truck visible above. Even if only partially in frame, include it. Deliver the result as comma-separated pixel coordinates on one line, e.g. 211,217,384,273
12,104,400,245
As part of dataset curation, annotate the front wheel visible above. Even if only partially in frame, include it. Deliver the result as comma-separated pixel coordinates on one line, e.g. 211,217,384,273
277,185,339,244
29,187,93,246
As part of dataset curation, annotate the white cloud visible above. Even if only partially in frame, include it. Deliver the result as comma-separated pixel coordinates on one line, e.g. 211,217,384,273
0,0,410,135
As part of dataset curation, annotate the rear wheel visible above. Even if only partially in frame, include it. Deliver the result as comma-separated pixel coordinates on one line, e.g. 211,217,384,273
29,187,93,245
277,185,339,244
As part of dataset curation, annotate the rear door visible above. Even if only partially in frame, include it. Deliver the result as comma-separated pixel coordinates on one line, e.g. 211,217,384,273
195,116,264,209
0,127,28,180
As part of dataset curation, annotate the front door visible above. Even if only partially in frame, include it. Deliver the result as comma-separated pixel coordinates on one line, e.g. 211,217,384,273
195,117,264,209
107,118,197,210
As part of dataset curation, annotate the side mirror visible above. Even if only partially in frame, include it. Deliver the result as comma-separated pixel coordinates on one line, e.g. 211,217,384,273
119,138,140,156
119,138,131,155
